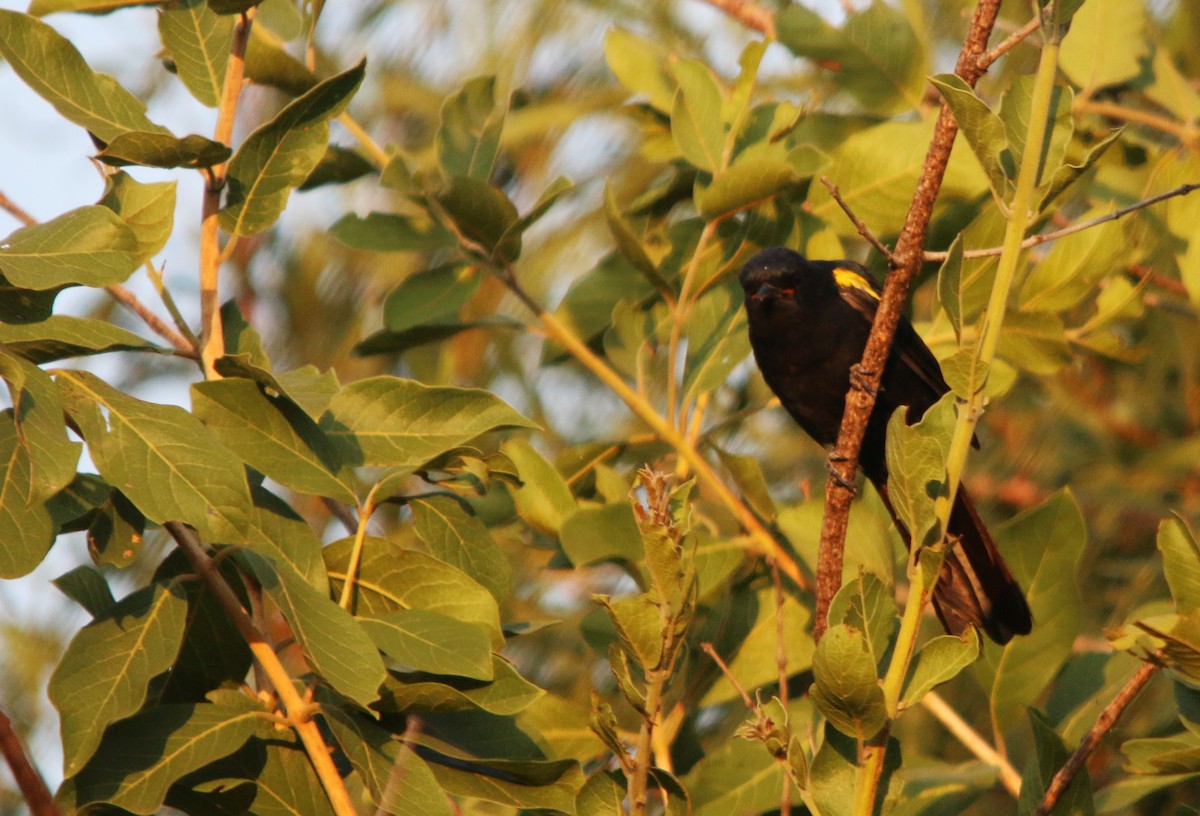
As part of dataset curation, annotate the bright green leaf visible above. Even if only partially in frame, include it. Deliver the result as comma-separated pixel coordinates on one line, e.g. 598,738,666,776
0,206,139,290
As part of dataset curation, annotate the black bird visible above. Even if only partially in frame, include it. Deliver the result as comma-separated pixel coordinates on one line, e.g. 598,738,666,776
740,247,1032,644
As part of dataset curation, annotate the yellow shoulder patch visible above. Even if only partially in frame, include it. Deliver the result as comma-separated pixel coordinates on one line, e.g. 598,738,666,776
833,267,880,300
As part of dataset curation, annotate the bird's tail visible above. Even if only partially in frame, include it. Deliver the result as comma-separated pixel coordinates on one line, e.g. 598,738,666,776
877,483,1032,644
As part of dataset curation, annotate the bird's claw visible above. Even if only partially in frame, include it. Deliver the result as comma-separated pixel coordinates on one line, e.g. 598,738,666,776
825,457,858,493
849,364,877,394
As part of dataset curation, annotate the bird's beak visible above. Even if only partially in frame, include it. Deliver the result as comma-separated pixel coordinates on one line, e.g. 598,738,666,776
748,281,787,301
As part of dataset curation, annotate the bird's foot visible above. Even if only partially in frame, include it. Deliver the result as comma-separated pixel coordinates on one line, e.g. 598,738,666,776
825,456,858,493
849,363,878,395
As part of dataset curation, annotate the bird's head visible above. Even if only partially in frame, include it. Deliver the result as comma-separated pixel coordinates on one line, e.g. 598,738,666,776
739,247,809,302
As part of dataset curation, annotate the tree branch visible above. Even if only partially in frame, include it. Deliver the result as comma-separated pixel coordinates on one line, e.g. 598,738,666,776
922,182,1200,261
813,0,1002,642
921,691,1021,797
165,522,359,816
819,176,895,263
1032,657,1163,816
199,8,255,379
0,708,57,816
700,0,775,37
977,15,1040,70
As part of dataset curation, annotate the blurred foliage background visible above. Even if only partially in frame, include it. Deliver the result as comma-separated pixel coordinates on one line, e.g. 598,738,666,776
2,0,1200,813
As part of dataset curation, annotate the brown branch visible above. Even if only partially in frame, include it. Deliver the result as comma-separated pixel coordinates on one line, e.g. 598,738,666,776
1032,656,1163,816
812,0,1003,643
0,708,57,816
923,182,1200,261
819,176,895,263
199,8,255,379
1077,99,1190,142
977,16,1040,70
165,522,358,816
105,284,198,358
0,190,37,226
700,0,775,37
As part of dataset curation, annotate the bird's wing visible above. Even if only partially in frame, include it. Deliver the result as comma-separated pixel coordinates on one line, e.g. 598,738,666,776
831,265,949,399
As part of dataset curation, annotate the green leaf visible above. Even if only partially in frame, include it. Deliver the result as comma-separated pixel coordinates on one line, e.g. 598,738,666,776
885,395,954,548
325,536,504,648
696,150,798,220
1020,710,1095,816
806,119,987,236
687,736,785,816
424,747,582,813
0,316,164,364
298,144,376,190
670,58,725,174
810,623,887,740
360,608,494,680
603,185,670,295
49,581,188,777
243,25,318,95
0,349,79,500
53,565,115,618
576,770,625,816
702,588,814,706
384,263,480,333
997,311,1070,374
594,594,662,670
191,378,357,504
322,375,535,471
70,700,264,814
29,0,149,13
410,494,511,601
998,77,1073,191
1160,516,1200,615
322,710,451,816
57,370,253,542
811,727,902,816
243,483,326,590
560,502,643,568
87,491,145,568
929,74,1010,197
1018,207,1121,313
377,656,542,716
0,9,168,142
220,60,366,235
1059,0,1148,91
502,437,576,536
828,571,898,672
603,28,674,113
902,629,980,707
435,175,522,263
976,490,1086,734
682,284,751,403
0,413,56,578
0,206,139,290
777,2,926,112
437,75,505,181
713,448,776,523
97,131,232,169
236,550,386,707
937,236,965,340
158,0,232,108
330,211,456,252
98,172,177,262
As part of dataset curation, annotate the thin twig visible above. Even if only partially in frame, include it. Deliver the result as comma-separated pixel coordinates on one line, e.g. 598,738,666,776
0,190,36,226
819,177,895,263
0,708,57,816
105,284,198,358
814,0,1003,643
1032,657,1163,816
921,691,1021,797
771,561,792,816
923,182,1200,261
700,0,775,37
977,16,1040,70
165,522,359,816
700,642,756,708
321,497,360,534
1077,99,1190,142
0,186,197,357
199,8,256,379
